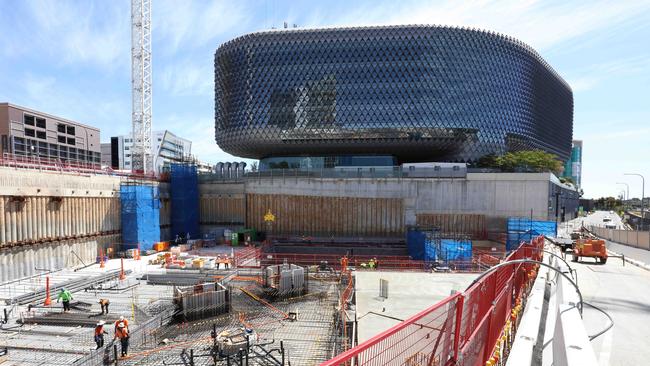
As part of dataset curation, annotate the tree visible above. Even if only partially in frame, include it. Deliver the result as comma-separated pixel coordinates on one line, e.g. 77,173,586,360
474,150,563,174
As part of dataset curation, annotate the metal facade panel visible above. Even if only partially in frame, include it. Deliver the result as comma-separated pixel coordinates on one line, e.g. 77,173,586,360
214,25,573,163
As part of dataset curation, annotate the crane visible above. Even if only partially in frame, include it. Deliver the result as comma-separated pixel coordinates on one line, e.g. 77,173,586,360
131,0,152,174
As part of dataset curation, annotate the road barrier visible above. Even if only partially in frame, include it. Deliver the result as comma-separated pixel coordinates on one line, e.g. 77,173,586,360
321,237,544,366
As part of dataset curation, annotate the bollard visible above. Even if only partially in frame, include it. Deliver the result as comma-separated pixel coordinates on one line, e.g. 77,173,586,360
119,258,126,281
43,276,51,306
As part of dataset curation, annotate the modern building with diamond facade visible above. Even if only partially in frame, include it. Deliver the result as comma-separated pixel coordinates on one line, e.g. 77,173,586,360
214,25,573,170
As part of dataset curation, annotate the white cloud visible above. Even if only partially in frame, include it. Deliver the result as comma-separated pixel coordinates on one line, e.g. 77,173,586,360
566,55,650,92
300,0,650,52
155,0,251,52
159,59,213,96
24,0,130,69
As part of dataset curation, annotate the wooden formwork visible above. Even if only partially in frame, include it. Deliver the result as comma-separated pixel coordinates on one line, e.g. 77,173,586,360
199,195,245,225
246,193,404,237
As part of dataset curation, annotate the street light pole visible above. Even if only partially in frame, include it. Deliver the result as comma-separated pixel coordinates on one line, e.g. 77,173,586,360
624,173,645,230
616,182,630,200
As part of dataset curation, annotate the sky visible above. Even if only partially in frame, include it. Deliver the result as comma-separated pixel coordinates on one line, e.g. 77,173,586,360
0,0,649,199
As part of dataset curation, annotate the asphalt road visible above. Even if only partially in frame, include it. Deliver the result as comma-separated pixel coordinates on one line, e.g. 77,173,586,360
558,211,650,366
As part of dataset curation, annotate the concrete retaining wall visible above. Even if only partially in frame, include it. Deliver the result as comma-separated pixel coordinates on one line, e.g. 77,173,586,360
590,226,650,250
0,234,121,283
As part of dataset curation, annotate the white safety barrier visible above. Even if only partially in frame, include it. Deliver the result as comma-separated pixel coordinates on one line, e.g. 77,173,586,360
507,248,598,366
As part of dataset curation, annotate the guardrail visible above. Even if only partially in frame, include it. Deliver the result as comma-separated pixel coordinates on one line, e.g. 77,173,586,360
0,153,158,181
321,237,544,366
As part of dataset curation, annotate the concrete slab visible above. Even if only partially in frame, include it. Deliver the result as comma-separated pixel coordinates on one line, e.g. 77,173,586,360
354,270,476,343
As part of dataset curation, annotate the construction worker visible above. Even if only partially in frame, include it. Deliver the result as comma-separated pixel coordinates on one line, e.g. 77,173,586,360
98,298,110,314
368,258,376,270
114,315,129,333
373,257,379,270
94,320,108,349
114,320,129,357
56,288,73,312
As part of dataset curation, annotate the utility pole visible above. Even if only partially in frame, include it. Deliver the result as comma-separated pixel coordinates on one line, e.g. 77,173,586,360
131,0,153,174
616,182,629,201
624,173,645,230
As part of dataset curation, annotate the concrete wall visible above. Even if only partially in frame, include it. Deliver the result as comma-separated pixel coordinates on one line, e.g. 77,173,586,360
0,234,120,283
197,172,561,237
198,182,245,237
0,167,124,282
590,226,650,250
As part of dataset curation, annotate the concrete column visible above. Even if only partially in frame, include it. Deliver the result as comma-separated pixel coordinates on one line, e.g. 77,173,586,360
30,197,37,241
57,197,63,238
25,198,32,242
35,197,41,240
0,197,5,245
84,197,89,235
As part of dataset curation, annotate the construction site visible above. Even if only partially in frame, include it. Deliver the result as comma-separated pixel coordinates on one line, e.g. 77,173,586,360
0,159,562,366
1,0,622,365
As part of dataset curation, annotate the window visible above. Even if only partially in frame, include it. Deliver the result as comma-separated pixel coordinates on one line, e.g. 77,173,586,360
67,137,75,145
58,136,67,143
57,124,66,133
66,126,75,135
36,117,46,128
25,128,35,137
36,130,46,139
24,115,35,125
125,147,129,150
125,154,131,157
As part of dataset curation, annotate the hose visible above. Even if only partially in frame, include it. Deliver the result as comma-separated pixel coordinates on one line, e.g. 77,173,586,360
583,301,614,341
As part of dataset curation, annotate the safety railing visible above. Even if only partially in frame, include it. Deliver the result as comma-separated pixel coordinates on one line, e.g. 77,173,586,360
321,237,544,366
0,152,158,180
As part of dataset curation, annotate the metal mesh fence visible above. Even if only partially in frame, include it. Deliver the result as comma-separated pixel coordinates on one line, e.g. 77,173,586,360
322,237,544,366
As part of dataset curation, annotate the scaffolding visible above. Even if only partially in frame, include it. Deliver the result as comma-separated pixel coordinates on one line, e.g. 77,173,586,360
120,183,160,250
170,163,200,240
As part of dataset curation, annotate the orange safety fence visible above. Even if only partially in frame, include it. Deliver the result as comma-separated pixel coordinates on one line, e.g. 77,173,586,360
321,236,544,366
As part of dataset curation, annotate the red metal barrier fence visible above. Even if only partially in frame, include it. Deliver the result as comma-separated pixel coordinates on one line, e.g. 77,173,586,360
321,236,544,366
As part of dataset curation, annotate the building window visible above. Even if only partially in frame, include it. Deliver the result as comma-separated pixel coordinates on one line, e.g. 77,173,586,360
36,117,46,128
25,128,35,137
58,135,66,143
57,124,66,133
125,154,131,157
66,126,75,135
24,115,35,125
125,147,129,150
67,137,75,145
36,130,46,139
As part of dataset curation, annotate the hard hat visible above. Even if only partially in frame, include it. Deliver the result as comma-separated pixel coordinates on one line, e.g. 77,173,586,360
97,320,105,326
119,316,125,321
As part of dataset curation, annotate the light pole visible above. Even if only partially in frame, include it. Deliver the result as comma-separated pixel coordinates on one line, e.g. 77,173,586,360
624,173,645,230
616,182,629,200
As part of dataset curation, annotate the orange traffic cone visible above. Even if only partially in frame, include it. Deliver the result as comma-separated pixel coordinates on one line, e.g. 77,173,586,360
44,276,52,306
119,258,126,281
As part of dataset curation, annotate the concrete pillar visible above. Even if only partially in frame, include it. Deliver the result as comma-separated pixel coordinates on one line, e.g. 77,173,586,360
0,197,5,245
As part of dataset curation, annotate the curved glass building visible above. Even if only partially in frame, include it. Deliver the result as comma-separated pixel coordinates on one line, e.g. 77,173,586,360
214,25,573,169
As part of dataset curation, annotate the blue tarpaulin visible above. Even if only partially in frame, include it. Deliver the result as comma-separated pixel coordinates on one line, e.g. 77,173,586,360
506,217,557,250
120,184,160,251
425,239,472,262
170,164,200,240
